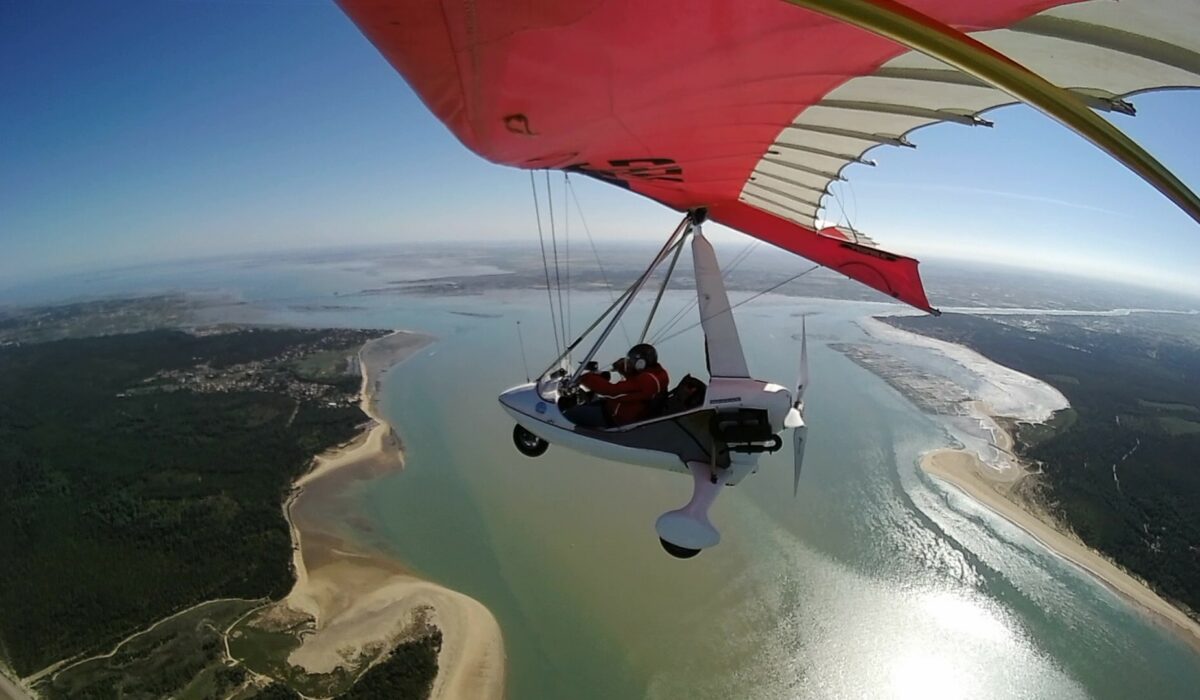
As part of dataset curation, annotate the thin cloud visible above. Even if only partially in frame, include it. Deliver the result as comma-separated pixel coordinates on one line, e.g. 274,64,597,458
865,182,1128,218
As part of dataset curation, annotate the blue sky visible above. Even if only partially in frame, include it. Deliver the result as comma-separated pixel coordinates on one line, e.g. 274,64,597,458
2,1,1198,297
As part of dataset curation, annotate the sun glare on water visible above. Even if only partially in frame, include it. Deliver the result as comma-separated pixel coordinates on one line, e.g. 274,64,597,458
921,590,1014,645
888,651,970,700
885,591,1019,699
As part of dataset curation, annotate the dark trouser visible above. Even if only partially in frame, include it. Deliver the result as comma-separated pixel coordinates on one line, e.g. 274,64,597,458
564,400,608,428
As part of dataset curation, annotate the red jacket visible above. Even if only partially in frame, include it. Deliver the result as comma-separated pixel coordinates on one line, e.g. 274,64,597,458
578,364,669,425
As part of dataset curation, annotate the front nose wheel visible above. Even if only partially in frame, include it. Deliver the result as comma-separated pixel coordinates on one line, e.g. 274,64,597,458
512,424,549,457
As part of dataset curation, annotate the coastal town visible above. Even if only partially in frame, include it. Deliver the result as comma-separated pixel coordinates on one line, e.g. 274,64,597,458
124,327,382,406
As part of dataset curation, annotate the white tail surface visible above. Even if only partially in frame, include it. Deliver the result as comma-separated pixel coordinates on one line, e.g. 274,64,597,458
692,227,750,378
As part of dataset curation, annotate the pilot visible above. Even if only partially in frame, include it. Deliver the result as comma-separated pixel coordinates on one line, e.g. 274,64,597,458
567,343,670,427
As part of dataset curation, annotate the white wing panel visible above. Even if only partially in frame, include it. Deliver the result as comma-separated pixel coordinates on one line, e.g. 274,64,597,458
762,147,851,175
792,105,941,138
1042,0,1200,54
775,129,890,156
740,194,819,225
824,75,1004,115
745,179,824,209
752,162,834,193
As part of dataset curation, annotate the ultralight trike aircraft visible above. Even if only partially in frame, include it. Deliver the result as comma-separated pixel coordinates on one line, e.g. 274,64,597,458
499,209,810,558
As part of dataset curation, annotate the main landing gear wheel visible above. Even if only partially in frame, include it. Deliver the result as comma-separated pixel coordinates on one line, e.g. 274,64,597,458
659,538,702,559
512,424,549,457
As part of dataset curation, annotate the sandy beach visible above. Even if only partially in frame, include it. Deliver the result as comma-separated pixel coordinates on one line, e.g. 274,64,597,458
0,670,30,700
278,330,506,699
921,445,1200,653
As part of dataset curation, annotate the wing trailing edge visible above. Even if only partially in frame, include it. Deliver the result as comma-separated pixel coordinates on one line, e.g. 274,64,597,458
709,201,937,314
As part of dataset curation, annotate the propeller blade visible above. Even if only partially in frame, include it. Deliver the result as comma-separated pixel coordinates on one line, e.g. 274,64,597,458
793,424,808,497
791,317,810,498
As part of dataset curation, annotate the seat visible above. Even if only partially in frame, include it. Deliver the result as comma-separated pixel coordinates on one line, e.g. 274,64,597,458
662,374,707,415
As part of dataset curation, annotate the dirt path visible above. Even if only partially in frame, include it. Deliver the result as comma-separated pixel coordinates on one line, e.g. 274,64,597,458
34,598,263,685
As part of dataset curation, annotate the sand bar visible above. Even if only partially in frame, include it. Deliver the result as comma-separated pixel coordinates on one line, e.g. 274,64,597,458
281,330,506,699
862,316,1069,422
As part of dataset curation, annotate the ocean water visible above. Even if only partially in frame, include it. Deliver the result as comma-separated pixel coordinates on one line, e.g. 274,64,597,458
11,257,1199,698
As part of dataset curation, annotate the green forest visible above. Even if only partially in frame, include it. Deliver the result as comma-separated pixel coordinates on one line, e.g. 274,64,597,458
0,329,373,677
36,598,440,700
337,632,441,700
886,313,1200,618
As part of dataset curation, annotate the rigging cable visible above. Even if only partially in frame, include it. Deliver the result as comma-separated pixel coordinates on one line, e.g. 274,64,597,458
654,264,821,346
848,178,861,236
546,170,568,357
649,238,759,344
566,175,632,347
830,180,862,243
639,234,688,343
529,170,562,356
516,321,530,382
563,172,572,346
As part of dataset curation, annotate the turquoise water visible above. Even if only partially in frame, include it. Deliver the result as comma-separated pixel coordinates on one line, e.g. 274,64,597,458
16,256,1198,698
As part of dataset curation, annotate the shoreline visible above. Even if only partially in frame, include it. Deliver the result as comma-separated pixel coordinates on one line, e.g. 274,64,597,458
920,437,1200,655
862,312,1200,654
279,330,506,699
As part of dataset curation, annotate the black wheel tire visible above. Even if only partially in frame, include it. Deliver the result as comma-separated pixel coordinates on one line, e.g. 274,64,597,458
512,424,549,457
659,538,702,559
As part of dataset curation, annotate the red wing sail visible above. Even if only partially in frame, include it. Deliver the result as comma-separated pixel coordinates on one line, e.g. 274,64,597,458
708,201,934,312
338,0,1200,313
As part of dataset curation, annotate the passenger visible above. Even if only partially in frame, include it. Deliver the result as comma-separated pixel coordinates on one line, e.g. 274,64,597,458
566,343,669,427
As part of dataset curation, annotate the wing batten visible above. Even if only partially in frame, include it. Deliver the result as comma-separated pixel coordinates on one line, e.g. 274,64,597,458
873,66,991,87
817,99,993,126
742,192,820,223
746,182,824,210
751,171,831,197
783,123,914,147
761,158,844,182
770,141,874,165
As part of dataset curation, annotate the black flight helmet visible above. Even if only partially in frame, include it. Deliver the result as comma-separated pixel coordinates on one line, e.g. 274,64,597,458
627,343,658,372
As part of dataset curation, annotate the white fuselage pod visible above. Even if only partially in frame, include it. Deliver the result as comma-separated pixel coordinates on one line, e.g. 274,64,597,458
498,381,684,472
498,376,793,483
